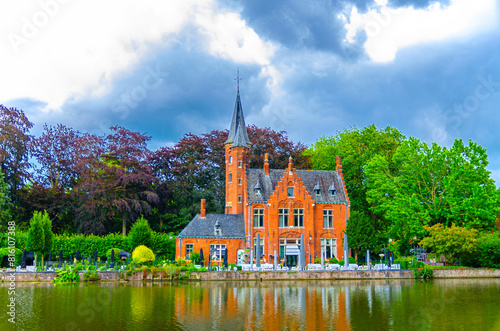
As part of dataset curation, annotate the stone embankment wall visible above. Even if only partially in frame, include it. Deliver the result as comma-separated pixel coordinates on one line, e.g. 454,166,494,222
1,268,499,282
433,268,500,278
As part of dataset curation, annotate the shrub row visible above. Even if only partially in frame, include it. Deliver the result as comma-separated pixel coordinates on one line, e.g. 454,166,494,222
0,231,175,261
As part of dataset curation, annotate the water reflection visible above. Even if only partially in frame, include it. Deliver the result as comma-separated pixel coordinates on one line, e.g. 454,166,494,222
1,279,499,330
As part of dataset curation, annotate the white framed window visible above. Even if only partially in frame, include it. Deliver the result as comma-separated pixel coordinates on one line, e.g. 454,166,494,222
294,209,304,227
287,187,294,197
279,208,289,227
210,244,226,260
238,195,242,203
186,244,193,259
253,208,264,228
238,178,242,185
238,161,242,168
323,209,333,228
321,238,337,259
229,155,232,164
229,173,232,183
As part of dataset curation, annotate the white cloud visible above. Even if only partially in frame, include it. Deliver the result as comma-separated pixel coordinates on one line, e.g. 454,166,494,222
341,0,499,62
195,5,275,65
0,0,275,111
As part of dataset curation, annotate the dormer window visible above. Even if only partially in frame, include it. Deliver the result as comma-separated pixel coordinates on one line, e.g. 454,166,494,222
215,220,221,236
254,179,262,196
313,181,321,197
328,182,336,197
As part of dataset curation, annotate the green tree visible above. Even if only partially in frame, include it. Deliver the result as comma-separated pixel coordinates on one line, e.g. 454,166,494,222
128,216,154,250
0,105,33,209
0,171,13,229
305,125,404,252
366,138,499,241
476,233,500,268
26,210,53,267
419,223,478,264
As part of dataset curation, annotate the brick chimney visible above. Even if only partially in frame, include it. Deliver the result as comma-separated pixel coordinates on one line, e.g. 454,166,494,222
264,153,269,175
336,156,343,175
200,199,206,218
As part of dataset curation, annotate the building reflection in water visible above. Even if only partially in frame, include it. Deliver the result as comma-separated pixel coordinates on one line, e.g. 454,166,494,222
172,281,387,330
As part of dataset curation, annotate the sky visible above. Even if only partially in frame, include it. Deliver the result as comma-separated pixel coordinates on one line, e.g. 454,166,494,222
1,0,499,183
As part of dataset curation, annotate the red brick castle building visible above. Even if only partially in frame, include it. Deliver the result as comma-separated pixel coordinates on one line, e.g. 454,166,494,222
176,90,350,266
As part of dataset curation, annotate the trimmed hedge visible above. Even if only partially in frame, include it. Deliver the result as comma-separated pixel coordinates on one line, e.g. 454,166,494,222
0,231,175,262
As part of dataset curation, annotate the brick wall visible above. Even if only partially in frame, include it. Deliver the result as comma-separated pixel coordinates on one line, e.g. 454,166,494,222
177,237,246,265
250,166,347,264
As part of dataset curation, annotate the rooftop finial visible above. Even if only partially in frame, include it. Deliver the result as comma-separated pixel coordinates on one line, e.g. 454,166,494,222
235,68,242,93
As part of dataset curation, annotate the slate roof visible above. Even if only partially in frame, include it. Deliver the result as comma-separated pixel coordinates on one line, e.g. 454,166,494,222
246,168,348,204
224,92,252,147
177,213,246,238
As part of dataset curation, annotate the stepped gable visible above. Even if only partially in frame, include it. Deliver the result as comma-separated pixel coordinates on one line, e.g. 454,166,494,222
177,213,246,238
246,168,347,203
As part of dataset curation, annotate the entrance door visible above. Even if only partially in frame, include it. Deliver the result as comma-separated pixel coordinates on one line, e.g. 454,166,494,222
285,244,300,267
286,255,298,267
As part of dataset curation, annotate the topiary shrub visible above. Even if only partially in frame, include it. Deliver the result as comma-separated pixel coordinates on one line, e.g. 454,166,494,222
132,245,155,265
128,216,153,251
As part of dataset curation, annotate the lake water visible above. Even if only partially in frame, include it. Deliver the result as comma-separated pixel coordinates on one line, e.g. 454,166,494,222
1,278,499,330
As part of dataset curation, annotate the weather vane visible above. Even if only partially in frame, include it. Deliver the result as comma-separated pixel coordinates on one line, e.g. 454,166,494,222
235,68,242,93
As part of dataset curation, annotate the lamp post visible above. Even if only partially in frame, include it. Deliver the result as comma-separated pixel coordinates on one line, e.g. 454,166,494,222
309,233,312,264
379,253,384,267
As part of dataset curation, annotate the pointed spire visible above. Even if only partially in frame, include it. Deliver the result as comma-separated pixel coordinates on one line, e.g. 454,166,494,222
225,84,252,147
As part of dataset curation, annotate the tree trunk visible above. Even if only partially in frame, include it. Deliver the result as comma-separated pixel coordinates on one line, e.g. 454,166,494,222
122,219,127,237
